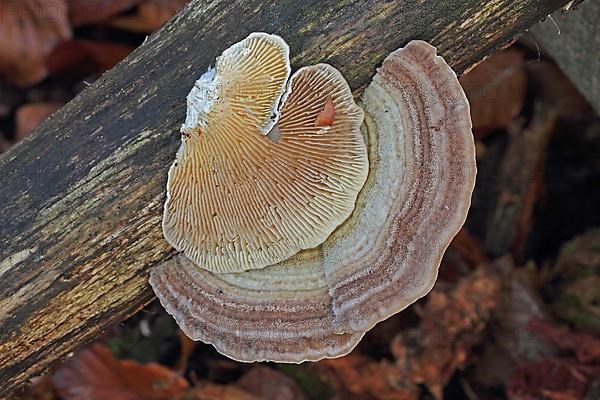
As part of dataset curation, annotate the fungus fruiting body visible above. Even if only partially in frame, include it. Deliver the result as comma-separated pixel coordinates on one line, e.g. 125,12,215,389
152,37,476,362
163,33,369,274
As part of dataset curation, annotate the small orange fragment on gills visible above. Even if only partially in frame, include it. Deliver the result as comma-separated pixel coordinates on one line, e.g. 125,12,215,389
315,96,336,126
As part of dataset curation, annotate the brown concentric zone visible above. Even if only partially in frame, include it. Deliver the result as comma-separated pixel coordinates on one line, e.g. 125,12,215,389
153,254,364,362
151,40,476,362
327,40,476,331
162,33,368,274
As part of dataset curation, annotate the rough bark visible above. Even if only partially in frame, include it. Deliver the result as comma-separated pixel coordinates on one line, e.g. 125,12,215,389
0,0,574,395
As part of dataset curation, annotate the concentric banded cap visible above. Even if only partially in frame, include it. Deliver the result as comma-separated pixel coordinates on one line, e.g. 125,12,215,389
153,40,476,362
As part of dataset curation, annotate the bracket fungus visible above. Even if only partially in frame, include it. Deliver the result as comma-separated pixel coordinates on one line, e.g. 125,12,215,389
152,37,476,362
162,32,369,273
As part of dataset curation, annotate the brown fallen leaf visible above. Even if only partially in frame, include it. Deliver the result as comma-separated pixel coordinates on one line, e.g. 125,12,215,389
0,0,71,86
472,257,554,389
46,40,134,80
508,358,599,400
181,383,258,400
109,0,188,33
508,319,600,400
15,102,64,142
237,366,308,400
52,343,188,400
66,0,141,26
391,267,501,399
527,319,600,364
316,354,419,400
459,49,527,138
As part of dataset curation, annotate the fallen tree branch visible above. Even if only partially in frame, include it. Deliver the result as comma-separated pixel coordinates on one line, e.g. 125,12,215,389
0,0,573,395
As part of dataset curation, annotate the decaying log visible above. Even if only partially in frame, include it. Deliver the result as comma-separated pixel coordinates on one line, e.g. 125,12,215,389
0,0,575,395
484,103,558,260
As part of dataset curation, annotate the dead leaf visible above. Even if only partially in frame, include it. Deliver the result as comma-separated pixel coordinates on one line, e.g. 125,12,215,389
109,0,188,32
459,49,527,137
0,0,71,86
52,343,188,400
508,358,598,400
66,0,141,26
473,258,554,388
15,102,63,142
391,267,501,399
181,384,258,400
508,318,600,400
527,319,600,364
237,366,308,400
316,354,419,400
47,40,134,79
